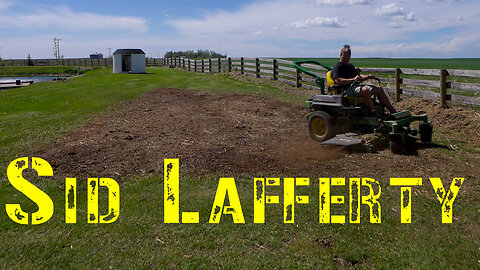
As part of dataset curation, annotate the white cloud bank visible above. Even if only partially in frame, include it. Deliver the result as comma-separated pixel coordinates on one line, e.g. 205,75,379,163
2,0,480,58
0,5,148,33
164,0,479,57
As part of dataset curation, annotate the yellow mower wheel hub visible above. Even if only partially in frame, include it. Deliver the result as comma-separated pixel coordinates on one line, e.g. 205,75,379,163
311,117,327,138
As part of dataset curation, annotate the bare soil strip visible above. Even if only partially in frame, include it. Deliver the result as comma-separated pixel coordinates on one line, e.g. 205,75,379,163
36,88,480,183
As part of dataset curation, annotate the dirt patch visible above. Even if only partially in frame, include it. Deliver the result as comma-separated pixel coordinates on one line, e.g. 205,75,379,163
36,88,343,177
35,88,480,182
396,98,480,142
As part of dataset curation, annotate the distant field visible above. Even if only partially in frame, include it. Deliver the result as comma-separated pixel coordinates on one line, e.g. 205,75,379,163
284,58,480,70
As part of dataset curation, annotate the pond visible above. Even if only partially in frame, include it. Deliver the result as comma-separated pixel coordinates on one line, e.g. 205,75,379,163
0,76,67,84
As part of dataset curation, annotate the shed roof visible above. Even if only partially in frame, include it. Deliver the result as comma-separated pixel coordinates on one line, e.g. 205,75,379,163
113,49,145,55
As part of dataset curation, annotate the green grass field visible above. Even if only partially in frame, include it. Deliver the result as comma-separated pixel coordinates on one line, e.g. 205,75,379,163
0,67,479,268
284,58,480,70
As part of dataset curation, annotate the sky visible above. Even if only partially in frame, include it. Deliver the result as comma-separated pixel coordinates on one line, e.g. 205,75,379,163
0,0,479,59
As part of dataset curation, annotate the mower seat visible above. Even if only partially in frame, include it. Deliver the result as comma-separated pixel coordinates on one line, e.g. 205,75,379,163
326,71,341,95
326,71,365,105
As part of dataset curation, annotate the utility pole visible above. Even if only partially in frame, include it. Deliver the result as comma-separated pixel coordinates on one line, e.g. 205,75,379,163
53,38,61,80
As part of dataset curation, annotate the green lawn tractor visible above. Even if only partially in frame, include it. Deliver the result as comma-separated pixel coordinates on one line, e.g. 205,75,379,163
292,60,433,154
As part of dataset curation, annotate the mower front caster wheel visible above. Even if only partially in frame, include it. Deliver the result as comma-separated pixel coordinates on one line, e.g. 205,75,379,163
389,134,405,154
308,111,336,142
419,122,433,143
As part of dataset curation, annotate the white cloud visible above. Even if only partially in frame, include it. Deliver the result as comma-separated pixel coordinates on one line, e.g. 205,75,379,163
316,0,374,6
376,3,406,16
165,1,315,40
405,12,416,21
375,3,416,21
287,17,347,28
0,6,148,33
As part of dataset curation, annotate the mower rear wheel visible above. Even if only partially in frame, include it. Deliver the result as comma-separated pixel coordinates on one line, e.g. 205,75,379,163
308,111,336,142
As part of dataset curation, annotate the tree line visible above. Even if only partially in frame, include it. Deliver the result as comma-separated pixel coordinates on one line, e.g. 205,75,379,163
164,50,226,59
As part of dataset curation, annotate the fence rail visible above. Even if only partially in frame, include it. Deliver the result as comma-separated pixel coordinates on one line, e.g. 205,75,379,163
2,57,167,68
162,57,480,107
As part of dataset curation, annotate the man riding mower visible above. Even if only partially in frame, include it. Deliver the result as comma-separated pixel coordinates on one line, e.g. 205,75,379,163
292,46,433,154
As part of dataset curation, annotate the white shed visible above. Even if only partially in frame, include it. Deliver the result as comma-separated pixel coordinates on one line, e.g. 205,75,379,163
113,49,146,73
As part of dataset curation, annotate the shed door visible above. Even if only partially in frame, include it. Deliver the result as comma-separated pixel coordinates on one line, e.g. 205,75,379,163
122,55,132,72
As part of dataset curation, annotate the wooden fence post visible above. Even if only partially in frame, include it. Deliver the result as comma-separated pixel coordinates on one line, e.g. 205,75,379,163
194,60,197,72
228,58,232,73
256,58,260,78
188,59,190,71
395,68,401,102
218,58,221,73
273,59,278,81
296,68,302,88
209,59,212,73
440,69,447,107
202,59,204,73
241,57,244,75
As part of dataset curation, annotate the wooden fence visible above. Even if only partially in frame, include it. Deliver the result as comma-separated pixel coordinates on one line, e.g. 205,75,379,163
2,57,166,67
4,56,479,106
162,57,480,107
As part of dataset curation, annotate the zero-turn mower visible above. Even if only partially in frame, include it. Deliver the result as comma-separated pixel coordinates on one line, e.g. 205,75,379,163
292,60,433,154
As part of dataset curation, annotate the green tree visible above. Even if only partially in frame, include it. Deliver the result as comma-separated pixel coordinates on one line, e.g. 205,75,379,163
27,54,35,66
164,50,226,59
